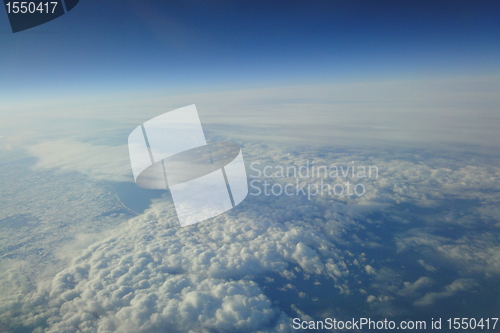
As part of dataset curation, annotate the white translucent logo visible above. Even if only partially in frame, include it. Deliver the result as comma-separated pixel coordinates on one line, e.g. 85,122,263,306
128,105,248,227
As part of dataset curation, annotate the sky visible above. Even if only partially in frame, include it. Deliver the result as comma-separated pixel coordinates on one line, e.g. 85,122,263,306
1,0,499,102
0,2,500,332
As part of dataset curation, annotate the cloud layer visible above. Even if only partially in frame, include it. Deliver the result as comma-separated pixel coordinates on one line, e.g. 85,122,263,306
2,136,499,332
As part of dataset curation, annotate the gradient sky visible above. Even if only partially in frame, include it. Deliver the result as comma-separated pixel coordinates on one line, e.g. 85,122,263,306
1,0,499,103
1,3,500,331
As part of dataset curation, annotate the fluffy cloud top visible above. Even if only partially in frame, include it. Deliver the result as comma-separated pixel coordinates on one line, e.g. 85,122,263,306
4,139,498,331
20,191,360,332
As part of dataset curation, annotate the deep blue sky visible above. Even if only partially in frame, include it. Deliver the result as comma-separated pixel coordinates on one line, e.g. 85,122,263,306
1,0,499,102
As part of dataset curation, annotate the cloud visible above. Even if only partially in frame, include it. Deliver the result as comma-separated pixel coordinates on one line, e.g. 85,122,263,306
436,237,500,275
3,134,499,331
27,140,133,183
417,260,437,272
365,265,376,275
48,274,289,333
397,230,500,276
290,304,313,322
398,277,433,297
15,191,360,332
5,77,499,155
414,279,477,307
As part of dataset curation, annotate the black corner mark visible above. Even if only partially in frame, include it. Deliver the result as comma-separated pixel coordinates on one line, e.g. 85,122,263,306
4,0,79,33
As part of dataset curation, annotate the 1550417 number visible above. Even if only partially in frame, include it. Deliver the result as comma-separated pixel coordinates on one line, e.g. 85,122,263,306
5,2,58,14
447,318,498,330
